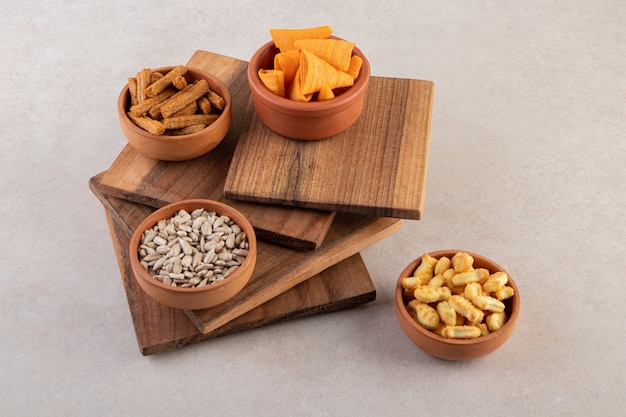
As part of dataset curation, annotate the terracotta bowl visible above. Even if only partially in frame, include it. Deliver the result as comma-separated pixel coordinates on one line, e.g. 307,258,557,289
118,66,232,161
395,250,520,361
247,37,371,140
129,199,257,310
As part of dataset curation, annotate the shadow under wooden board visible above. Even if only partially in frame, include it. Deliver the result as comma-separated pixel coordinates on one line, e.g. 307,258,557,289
100,50,335,251
225,76,434,219
90,174,378,356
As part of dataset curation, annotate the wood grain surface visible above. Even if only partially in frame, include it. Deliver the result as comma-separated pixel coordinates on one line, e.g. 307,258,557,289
90,173,378,355
185,210,401,334
224,76,434,219
100,50,335,250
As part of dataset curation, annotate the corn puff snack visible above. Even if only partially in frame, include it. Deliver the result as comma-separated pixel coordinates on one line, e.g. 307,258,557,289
259,26,363,102
401,251,515,339
124,65,227,136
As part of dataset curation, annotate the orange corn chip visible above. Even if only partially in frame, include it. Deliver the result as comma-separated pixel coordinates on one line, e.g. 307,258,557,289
293,38,355,72
317,85,335,101
270,25,333,52
274,50,301,89
299,49,354,96
258,69,286,97
346,54,363,79
287,67,314,102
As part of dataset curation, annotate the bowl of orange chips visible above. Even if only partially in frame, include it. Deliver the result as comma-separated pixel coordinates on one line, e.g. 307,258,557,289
248,26,370,140
395,250,520,361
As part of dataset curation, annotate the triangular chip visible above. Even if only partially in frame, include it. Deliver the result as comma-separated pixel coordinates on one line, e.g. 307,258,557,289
270,25,332,52
258,69,285,97
294,38,355,72
346,54,363,79
317,85,335,101
287,67,314,102
274,50,301,89
299,49,354,96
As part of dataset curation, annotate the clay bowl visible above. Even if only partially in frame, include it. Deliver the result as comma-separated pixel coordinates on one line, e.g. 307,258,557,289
247,37,370,140
118,66,232,161
395,250,520,361
129,199,257,310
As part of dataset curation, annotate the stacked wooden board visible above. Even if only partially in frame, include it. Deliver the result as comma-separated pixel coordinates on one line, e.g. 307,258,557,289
90,50,433,355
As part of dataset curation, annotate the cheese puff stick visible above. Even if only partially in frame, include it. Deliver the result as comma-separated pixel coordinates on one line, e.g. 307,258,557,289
463,282,484,301
434,256,451,276
494,286,515,301
471,295,506,313
448,295,484,323
160,79,210,118
427,274,445,288
451,252,474,272
413,253,438,285
144,65,187,98
407,300,440,330
482,271,509,293
442,325,482,339
452,268,489,286
436,301,458,326
486,312,507,332
413,285,451,303
126,112,165,136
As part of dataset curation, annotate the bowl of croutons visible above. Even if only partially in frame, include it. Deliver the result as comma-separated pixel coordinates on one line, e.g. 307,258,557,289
129,199,257,310
395,250,520,361
118,65,231,161
248,26,370,140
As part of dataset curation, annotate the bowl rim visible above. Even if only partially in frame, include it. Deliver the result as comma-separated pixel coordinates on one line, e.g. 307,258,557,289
395,249,520,346
247,37,371,113
118,66,232,142
129,199,257,294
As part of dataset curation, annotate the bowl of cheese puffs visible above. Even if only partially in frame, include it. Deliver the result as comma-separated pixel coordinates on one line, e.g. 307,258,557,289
118,65,231,161
248,25,370,140
395,250,520,361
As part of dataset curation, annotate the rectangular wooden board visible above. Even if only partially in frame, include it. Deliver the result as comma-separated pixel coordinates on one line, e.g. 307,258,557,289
91,174,377,355
224,76,434,219
91,173,401,340
184,209,401,334
100,50,335,250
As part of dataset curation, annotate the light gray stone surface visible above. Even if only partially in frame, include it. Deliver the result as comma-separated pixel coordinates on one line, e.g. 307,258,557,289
1,1,624,415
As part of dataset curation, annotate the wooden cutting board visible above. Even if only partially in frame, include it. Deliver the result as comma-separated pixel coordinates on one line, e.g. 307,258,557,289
224,76,434,219
90,173,401,339
184,209,401,334
100,50,335,251
91,173,378,355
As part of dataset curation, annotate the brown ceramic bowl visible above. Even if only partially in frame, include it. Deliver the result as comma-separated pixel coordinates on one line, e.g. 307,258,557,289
118,66,232,161
395,250,520,361
129,199,257,310
247,37,371,140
